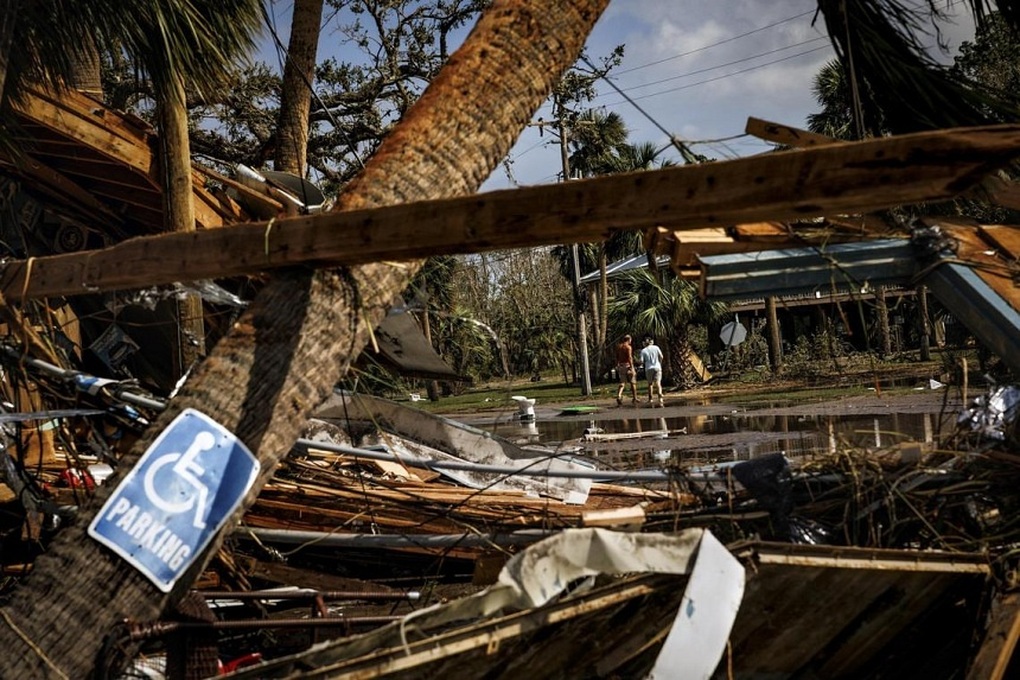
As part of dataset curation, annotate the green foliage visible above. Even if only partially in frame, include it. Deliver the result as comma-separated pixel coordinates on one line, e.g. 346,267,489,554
93,0,489,189
609,268,728,388
806,59,859,139
447,249,576,382
2,0,263,155
717,321,770,375
815,0,1020,135
951,11,1020,113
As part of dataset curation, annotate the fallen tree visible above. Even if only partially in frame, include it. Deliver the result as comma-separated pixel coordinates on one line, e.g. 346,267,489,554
0,0,613,676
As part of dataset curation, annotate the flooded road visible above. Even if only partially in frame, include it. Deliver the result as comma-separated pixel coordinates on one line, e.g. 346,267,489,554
460,389,966,467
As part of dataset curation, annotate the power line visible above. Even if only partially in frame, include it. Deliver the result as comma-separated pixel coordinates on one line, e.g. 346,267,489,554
260,2,367,172
603,44,832,107
597,36,829,99
582,55,696,163
616,9,818,75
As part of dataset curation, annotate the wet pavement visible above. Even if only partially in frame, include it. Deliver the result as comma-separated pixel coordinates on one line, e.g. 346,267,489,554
457,388,965,466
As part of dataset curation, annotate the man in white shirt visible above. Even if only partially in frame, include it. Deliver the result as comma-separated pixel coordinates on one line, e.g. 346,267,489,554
640,337,664,407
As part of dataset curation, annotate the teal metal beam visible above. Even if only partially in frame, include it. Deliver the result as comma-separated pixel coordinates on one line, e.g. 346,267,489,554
699,239,917,300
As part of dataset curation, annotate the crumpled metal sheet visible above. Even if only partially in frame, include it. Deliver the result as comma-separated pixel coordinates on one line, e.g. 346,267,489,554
958,385,1020,441
223,528,744,680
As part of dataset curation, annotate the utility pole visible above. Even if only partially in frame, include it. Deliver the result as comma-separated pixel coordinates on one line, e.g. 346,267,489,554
538,95,595,393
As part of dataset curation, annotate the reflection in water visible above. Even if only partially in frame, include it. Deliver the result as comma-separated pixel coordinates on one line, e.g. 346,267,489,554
486,410,955,467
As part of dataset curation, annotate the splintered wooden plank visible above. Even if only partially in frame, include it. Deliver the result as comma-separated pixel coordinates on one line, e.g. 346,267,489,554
980,224,1020,260
13,89,155,175
966,593,1020,680
939,225,1020,314
745,117,840,148
29,87,155,146
3,157,127,229
4,124,1020,299
730,221,792,240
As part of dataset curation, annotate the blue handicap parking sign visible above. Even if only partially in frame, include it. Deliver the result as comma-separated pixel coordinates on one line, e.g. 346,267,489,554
88,408,260,592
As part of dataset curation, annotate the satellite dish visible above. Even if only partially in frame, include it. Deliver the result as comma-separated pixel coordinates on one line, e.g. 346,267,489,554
720,319,747,347
262,170,326,213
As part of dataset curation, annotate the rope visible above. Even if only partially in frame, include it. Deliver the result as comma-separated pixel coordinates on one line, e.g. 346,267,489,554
263,218,276,262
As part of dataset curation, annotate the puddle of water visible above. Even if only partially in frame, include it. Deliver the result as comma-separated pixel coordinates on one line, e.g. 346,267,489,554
485,411,956,468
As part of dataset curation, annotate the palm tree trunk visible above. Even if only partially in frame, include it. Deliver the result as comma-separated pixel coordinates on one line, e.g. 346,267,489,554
597,245,608,369
69,33,103,98
274,0,324,176
0,1,18,97
666,333,691,389
0,2,610,677
159,75,206,375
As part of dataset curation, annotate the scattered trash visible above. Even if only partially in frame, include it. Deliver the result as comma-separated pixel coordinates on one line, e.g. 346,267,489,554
510,395,536,421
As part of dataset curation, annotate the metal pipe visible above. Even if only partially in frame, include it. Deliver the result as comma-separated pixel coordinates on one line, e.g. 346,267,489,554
295,438,672,482
0,344,168,411
238,527,556,549
200,589,419,601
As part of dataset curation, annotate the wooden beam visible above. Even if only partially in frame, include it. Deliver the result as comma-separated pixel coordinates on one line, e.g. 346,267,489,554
982,176,1020,212
0,157,126,229
13,90,155,175
745,116,841,148
967,593,1020,680
3,124,1020,300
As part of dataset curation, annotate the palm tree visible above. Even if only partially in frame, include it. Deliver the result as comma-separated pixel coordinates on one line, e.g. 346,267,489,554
567,109,629,177
806,59,858,140
610,268,728,389
275,0,325,176
0,2,614,676
560,118,669,373
1,0,261,141
815,0,1020,135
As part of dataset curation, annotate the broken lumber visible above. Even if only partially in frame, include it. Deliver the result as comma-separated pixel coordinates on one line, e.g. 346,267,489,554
4,124,1020,299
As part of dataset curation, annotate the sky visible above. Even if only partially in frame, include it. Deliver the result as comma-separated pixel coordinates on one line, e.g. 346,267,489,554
480,0,978,191
260,1,979,192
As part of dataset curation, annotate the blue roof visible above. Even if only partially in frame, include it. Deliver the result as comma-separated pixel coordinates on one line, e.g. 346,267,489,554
579,253,671,285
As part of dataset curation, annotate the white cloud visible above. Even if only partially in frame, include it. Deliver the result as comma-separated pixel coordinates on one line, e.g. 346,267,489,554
484,0,978,190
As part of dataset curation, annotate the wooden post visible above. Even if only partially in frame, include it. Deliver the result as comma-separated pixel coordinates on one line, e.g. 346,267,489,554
158,75,206,377
420,295,440,402
765,296,782,373
556,97,591,396
918,284,932,361
877,285,892,357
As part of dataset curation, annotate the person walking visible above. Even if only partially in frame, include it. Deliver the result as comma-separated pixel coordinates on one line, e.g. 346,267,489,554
614,335,638,406
640,336,665,407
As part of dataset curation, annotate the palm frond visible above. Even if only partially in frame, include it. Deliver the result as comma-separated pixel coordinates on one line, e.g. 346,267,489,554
4,0,262,112
816,0,1020,133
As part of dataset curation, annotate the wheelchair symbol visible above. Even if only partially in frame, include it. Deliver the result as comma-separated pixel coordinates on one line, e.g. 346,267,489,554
143,430,216,529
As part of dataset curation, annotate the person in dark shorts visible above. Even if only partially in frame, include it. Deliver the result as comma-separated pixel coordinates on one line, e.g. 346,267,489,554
614,335,638,406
